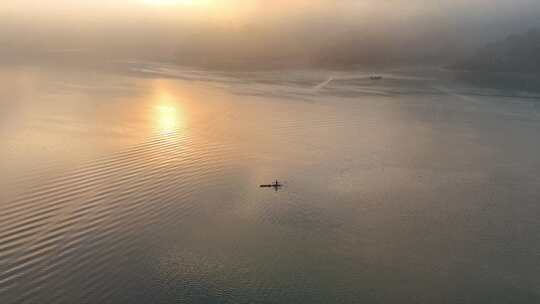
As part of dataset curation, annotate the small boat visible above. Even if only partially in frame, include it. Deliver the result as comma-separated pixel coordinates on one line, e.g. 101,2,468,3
260,180,283,190
370,76,383,80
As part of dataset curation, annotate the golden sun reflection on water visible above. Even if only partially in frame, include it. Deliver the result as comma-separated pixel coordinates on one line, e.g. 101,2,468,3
156,105,178,133
153,91,185,135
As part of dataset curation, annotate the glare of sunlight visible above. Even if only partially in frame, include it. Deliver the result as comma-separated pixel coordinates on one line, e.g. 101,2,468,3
157,105,178,133
142,0,209,6
154,92,183,135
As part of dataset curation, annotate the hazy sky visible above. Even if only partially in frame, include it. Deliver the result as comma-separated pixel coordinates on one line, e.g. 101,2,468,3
2,0,540,67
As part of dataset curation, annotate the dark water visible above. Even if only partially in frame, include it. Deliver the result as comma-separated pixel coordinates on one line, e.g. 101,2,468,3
1,64,540,303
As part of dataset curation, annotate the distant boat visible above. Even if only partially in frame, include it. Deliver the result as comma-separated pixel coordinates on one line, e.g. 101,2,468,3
370,76,383,80
260,180,283,190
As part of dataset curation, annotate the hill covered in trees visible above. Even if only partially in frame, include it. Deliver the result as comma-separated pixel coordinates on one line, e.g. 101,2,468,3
455,29,540,74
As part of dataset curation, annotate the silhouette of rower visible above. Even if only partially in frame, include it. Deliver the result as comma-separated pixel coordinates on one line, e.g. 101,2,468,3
260,180,283,191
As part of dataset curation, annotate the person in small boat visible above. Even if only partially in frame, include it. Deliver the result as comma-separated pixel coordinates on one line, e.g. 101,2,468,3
260,180,282,188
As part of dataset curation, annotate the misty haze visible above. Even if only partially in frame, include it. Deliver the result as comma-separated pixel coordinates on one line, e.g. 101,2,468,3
1,1,540,303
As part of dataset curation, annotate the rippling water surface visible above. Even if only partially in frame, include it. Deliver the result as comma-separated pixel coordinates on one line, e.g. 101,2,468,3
1,63,540,303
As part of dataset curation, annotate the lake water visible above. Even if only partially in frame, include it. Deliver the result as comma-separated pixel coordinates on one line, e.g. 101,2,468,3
1,63,540,303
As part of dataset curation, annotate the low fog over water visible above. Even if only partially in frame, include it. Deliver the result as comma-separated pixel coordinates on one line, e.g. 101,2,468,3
2,0,540,67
